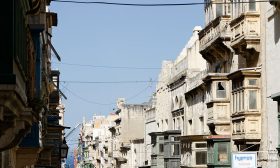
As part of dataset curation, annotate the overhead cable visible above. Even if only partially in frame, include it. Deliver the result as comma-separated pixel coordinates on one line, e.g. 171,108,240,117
53,62,162,70
52,0,270,6
61,82,153,106
60,80,161,84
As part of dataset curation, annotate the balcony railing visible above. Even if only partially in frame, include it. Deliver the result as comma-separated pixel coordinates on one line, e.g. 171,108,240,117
230,12,260,52
231,113,261,141
199,15,231,61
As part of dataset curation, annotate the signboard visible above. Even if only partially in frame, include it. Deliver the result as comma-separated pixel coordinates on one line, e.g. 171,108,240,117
232,152,257,168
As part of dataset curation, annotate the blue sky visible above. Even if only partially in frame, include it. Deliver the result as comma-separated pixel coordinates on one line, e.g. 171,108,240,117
50,0,204,140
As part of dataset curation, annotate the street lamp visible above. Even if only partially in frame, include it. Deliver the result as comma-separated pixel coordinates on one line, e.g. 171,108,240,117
61,138,69,158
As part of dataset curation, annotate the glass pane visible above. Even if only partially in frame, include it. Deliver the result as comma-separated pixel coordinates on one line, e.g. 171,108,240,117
207,147,214,164
249,79,257,85
196,143,207,148
239,91,242,111
249,90,257,109
159,144,164,153
216,0,223,17
249,0,256,11
171,144,179,156
171,136,174,141
196,151,207,165
218,143,228,162
216,82,226,98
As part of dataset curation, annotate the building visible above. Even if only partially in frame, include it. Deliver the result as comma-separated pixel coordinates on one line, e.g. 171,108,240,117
139,95,157,168
75,2,280,168
109,98,149,168
0,0,68,167
261,1,280,167
197,1,280,167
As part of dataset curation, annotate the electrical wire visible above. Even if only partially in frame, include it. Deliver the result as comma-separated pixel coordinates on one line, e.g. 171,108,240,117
61,84,115,105
52,62,162,70
61,82,153,106
52,0,270,6
60,80,161,84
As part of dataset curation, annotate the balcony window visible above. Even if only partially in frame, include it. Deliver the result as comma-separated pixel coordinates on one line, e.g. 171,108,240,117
196,151,207,165
171,144,180,156
217,143,228,162
207,141,230,166
216,0,223,17
249,0,256,11
173,118,175,130
208,143,214,164
200,117,204,134
177,117,181,130
159,143,164,153
188,120,192,134
194,142,207,165
151,156,157,165
249,90,257,110
248,79,257,86
216,82,226,98
232,78,259,112
233,0,243,18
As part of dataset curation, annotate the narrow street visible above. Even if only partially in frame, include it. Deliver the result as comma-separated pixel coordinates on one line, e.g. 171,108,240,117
1,0,280,168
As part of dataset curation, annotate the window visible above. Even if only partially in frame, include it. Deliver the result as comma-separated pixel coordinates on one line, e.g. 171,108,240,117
173,119,176,130
159,144,164,153
216,0,223,17
217,143,228,162
200,117,204,134
249,0,256,11
182,116,184,134
171,136,175,141
248,79,257,85
171,144,180,156
151,156,157,165
196,151,207,165
177,117,180,130
196,143,207,148
216,82,226,98
232,78,259,112
194,142,207,165
188,120,192,134
249,90,257,109
226,2,231,15
207,143,214,164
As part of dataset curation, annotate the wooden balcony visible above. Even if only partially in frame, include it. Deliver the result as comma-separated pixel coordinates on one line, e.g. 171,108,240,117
203,73,231,135
230,12,260,56
228,69,261,143
199,16,232,63
231,112,261,142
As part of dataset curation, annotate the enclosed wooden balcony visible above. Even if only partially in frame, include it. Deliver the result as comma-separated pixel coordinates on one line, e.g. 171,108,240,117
203,73,231,135
230,12,260,56
228,68,261,143
199,16,232,63
231,114,261,142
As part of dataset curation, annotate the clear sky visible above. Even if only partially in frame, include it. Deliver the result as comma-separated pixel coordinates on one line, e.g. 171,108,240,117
50,0,204,143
